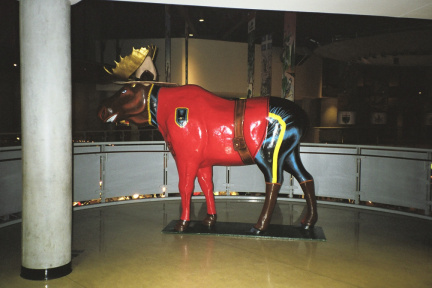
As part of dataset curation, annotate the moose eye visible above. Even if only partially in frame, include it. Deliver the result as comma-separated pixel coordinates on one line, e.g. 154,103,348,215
121,89,127,94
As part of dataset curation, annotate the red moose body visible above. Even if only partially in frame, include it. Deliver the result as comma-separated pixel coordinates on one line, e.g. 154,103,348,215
98,46,317,234
156,85,267,228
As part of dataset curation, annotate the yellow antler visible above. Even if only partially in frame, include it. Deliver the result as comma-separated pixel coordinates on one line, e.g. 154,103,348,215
104,46,156,80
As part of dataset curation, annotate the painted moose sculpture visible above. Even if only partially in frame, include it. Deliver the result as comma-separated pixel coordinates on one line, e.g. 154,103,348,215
98,46,317,234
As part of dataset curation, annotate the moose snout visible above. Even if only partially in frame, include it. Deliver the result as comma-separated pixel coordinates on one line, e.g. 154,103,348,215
98,106,115,122
98,106,108,121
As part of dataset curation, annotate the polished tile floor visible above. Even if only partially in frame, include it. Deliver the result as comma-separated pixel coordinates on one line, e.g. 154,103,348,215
1,198,432,288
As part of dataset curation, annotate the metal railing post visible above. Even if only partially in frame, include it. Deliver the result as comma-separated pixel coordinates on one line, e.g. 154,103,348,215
355,147,362,205
100,145,107,202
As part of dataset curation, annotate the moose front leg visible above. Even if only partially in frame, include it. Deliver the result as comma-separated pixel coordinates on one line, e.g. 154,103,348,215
174,164,199,232
197,166,217,227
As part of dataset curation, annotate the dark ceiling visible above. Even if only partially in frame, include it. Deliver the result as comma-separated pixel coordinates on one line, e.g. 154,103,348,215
72,0,431,48
1,0,431,75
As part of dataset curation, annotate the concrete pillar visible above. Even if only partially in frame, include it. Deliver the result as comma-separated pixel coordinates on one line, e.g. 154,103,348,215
20,0,75,280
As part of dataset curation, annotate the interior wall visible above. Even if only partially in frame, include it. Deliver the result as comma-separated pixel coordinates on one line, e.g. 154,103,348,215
188,39,248,96
321,97,338,127
295,54,323,100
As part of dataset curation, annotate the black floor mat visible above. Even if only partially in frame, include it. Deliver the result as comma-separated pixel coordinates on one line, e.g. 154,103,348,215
162,220,326,241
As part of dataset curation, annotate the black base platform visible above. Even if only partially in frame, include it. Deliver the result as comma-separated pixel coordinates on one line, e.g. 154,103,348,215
20,262,72,281
162,220,326,241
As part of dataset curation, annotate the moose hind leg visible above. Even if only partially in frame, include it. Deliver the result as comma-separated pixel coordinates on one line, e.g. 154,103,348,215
251,182,281,234
252,113,291,234
197,166,217,227
284,147,317,229
300,180,317,229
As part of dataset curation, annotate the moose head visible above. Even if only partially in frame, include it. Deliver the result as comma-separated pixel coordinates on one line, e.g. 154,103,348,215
98,83,150,126
98,46,175,126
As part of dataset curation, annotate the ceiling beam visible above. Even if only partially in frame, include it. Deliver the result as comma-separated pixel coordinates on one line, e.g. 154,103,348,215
111,0,432,20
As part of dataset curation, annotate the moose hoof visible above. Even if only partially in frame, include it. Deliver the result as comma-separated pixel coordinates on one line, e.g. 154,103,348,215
174,220,190,232
301,223,315,230
202,214,217,227
250,225,266,235
300,215,317,230
300,217,317,230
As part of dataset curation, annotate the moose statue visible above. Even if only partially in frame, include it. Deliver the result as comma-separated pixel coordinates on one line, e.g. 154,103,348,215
98,46,317,234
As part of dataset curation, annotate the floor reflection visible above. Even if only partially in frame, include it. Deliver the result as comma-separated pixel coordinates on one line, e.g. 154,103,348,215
0,198,431,287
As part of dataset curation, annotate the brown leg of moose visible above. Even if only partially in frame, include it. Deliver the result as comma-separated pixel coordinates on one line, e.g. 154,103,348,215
251,182,281,234
300,180,317,229
174,219,190,232
202,214,217,227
